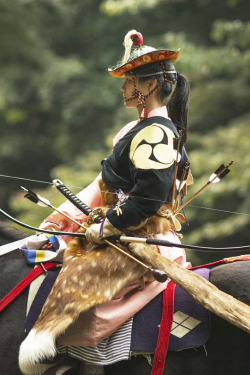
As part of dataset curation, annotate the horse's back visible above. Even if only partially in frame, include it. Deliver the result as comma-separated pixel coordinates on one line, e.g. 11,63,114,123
203,261,250,375
0,222,28,245
210,260,250,304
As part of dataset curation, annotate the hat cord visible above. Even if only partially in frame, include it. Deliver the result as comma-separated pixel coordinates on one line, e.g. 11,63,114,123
125,63,175,120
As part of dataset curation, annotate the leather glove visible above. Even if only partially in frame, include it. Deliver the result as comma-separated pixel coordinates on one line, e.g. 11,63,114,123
85,217,122,244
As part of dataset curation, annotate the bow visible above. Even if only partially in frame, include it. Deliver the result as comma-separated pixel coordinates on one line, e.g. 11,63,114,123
2,205,250,252
0,207,85,237
52,179,250,252
1,168,250,252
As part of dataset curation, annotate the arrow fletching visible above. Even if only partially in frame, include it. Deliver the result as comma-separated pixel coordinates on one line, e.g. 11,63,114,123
175,179,186,191
175,161,233,214
21,186,51,208
176,163,190,189
209,164,231,183
172,150,182,163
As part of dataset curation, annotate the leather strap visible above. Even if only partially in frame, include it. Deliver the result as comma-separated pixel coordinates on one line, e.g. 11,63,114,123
152,280,176,375
0,262,57,312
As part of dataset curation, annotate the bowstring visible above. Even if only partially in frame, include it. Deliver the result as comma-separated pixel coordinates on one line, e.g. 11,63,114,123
0,173,249,217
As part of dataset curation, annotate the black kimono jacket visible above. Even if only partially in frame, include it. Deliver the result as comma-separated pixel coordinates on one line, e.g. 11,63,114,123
101,116,189,230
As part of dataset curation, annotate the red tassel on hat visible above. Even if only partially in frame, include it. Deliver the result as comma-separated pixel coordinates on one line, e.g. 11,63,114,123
131,32,143,47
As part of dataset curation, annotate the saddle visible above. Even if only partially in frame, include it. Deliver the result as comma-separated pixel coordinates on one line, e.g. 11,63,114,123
25,266,211,353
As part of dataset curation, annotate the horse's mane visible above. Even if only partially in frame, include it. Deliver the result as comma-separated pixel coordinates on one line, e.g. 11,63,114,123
0,221,27,244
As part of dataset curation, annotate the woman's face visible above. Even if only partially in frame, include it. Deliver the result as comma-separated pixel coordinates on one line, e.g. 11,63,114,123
120,75,150,108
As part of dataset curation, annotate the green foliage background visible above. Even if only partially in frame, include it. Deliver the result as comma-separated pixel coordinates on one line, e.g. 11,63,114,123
1,0,249,265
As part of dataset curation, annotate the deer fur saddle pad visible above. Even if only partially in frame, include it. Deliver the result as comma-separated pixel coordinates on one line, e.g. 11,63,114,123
25,267,211,353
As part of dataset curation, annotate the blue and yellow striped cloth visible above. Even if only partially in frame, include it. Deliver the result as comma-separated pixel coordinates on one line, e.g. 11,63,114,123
21,234,66,264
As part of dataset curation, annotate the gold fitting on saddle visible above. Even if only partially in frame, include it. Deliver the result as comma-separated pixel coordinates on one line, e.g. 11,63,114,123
86,208,104,225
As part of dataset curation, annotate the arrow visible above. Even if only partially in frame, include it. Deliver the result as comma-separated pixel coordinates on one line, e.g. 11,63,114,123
174,161,234,215
21,186,84,230
171,131,183,210
173,161,190,212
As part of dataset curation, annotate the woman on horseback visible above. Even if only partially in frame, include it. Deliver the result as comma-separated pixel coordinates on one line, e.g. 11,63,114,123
37,29,192,363
40,29,191,251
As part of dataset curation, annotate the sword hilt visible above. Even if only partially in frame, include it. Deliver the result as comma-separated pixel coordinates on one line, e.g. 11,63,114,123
52,179,102,223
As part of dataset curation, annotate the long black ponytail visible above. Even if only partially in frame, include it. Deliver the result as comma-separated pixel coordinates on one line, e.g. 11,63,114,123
131,60,190,143
167,73,190,143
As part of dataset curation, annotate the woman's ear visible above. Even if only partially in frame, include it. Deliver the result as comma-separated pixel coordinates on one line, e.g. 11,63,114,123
147,78,158,91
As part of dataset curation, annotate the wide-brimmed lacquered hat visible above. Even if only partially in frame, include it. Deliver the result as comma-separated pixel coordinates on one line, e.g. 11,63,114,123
108,31,180,79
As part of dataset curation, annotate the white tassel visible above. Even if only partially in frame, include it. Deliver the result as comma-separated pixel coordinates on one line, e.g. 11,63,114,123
19,328,56,375
122,29,138,65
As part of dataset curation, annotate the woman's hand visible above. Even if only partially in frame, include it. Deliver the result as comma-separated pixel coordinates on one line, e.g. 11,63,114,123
85,218,122,244
38,211,75,233
38,211,84,244
39,221,62,231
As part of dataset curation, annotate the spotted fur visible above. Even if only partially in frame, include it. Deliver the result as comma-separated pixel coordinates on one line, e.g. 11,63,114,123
19,181,172,374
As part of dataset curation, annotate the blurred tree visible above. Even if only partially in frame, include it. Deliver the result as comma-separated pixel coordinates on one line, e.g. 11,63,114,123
1,0,249,265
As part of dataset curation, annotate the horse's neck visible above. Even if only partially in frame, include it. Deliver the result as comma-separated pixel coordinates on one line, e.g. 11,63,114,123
0,223,27,245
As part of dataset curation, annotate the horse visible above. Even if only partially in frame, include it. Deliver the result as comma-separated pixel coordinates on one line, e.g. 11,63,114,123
0,222,249,375
0,223,96,375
